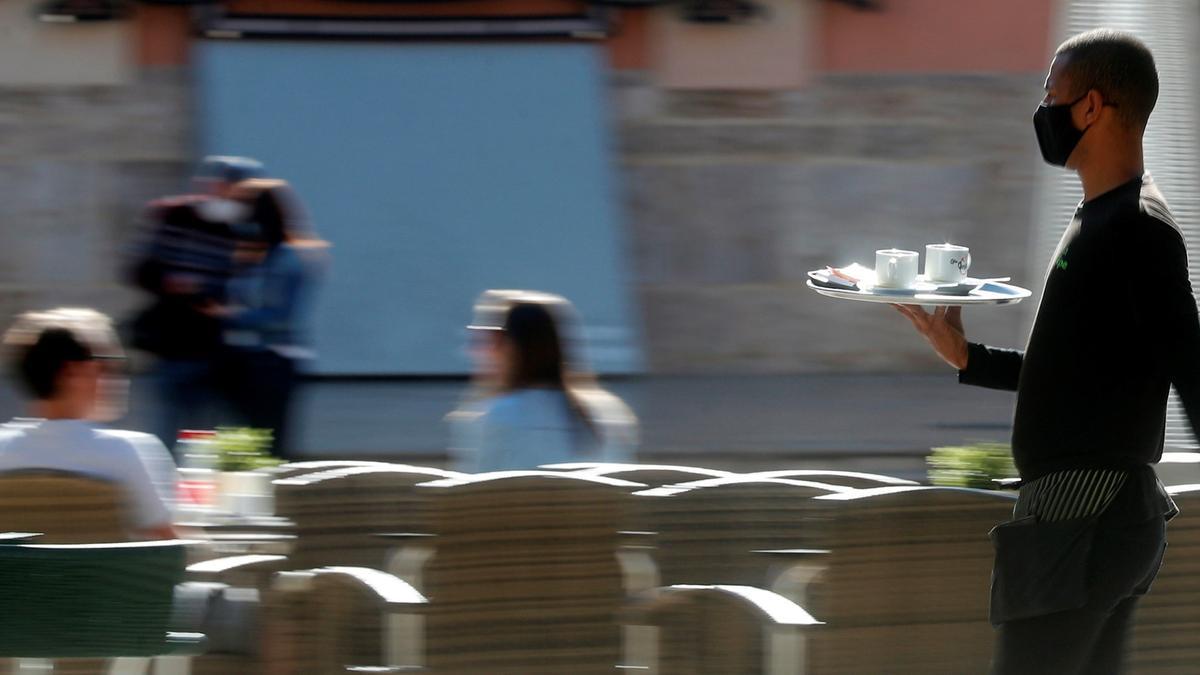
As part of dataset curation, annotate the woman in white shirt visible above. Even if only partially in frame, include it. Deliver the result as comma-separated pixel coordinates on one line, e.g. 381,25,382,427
448,291,637,473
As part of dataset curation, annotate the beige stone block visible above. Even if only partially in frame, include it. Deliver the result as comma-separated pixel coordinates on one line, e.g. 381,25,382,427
0,0,131,86
652,0,815,90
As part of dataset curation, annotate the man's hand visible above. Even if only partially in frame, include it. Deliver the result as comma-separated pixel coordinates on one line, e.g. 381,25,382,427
163,275,199,296
197,300,235,318
893,304,970,370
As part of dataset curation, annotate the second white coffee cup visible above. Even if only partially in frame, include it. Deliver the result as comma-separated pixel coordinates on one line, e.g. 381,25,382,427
875,249,920,289
925,243,971,283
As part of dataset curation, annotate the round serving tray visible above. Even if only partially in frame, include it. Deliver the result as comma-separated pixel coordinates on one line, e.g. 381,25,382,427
807,280,1032,306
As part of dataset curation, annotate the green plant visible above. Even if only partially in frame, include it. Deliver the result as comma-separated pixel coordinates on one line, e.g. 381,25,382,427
927,443,1016,489
215,427,281,473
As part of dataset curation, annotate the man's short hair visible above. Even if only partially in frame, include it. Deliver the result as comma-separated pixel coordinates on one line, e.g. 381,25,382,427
3,308,122,400
1055,29,1158,130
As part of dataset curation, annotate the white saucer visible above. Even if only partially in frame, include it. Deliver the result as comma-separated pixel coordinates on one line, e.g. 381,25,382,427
863,281,939,295
919,275,1008,296
926,281,979,296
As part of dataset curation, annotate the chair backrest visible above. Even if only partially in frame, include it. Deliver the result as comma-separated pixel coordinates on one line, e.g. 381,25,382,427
0,471,127,543
804,486,1016,674
267,460,397,481
1131,485,1200,672
745,469,919,489
274,465,464,568
811,485,1015,551
565,463,735,488
0,540,188,658
417,472,642,573
273,465,464,516
415,472,643,673
634,477,847,586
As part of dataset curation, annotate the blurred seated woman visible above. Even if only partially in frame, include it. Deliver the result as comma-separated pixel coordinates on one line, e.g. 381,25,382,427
448,291,637,473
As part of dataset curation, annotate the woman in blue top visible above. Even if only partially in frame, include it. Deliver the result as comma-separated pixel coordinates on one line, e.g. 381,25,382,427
448,291,637,473
211,180,328,459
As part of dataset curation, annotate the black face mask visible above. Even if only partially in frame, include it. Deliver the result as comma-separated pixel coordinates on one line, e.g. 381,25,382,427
1033,93,1089,167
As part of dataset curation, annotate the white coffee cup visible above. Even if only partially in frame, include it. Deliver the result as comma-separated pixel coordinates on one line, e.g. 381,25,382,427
874,249,919,289
925,243,971,283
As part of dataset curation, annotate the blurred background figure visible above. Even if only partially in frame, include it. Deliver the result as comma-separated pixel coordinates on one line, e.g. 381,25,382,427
448,290,638,472
0,308,177,540
126,155,267,452
208,178,329,460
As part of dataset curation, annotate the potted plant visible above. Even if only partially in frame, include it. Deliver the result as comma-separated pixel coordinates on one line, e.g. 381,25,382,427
215,427,281,517
927,443,1016,490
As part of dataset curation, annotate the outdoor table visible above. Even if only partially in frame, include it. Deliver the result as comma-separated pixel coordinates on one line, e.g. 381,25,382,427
176,515,295,535
371,532,435,540
178,516,297,559
202,532,296,556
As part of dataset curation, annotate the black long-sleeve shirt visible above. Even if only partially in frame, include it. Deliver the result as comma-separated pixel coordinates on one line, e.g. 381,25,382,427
959,175,1200,480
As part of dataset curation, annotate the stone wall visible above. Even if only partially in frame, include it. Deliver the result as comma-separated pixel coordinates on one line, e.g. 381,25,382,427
0,70,191,333
615,73,1046,373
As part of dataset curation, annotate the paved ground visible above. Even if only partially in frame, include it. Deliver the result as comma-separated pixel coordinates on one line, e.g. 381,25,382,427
0,373,1016,482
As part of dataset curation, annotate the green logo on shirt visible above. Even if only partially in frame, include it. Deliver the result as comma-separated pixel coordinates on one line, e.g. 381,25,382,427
1055,246,1069,271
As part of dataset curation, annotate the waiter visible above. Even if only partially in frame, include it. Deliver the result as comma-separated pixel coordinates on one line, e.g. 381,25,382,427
897,29,1188,674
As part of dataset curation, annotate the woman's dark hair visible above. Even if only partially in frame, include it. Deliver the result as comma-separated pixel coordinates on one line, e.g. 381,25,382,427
252,187,288,248
242,182,320,250
502,302,566,389
500,300,597,439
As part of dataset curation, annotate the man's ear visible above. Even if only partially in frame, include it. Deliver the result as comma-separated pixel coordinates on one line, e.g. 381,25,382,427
1081,89,1106,126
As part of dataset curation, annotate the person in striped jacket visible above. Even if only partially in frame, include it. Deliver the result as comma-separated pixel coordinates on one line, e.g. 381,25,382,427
126,156,266,452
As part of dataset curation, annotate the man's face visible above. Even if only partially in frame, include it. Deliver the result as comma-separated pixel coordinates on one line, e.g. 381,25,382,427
1042,54,1074,106
54,359,102,417
194,177,236,199
77,355,128,422
1041,54,1089,168
467,328,505,379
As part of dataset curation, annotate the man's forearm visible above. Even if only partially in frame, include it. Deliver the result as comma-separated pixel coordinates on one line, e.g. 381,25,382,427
958,342,1023,391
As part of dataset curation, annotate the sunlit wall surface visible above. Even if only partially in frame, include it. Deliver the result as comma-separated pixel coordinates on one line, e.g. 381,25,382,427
198,41,643,375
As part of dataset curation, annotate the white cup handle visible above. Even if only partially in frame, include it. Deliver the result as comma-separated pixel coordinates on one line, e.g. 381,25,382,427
961,252,972,275
888,256,898,282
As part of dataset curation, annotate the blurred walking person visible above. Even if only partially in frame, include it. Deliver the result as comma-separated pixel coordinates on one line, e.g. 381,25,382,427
207,179,328,460
126,156,267,450
448,290,638,472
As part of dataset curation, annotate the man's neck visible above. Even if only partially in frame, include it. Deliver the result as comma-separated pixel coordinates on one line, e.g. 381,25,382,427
30,399,88,421
1077,140,1145,202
